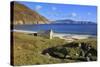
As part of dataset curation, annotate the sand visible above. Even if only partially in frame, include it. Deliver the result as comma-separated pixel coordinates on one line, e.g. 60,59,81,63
53,33,96,42
13,29,96,42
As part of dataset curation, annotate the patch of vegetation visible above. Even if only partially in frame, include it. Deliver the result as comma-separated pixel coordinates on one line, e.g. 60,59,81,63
12,32,97,66
12,32,67,65
11,1,49,25
42,38,97,61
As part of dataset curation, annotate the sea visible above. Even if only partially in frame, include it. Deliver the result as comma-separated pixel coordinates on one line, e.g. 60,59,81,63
14,24,97,35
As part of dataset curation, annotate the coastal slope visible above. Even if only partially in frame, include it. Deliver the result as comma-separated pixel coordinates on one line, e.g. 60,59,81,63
11,1,49,25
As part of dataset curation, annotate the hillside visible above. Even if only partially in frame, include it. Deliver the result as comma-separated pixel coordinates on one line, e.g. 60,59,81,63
12,32,97,65
11,1,49,25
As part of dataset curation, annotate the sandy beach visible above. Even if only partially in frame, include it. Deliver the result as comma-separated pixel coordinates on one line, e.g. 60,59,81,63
53,33,96,42
53,33,96,39
13,29,96,42
13,29,37,33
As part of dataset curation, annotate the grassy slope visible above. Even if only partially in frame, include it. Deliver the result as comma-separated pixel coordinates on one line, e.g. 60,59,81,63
12,32,97,65
12,1,49,25
13,32,68,65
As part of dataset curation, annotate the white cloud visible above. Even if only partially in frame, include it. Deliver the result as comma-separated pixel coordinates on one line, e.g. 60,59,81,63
71,12,77,17
87,12,91,15
52,7,57,11
35,5,42,10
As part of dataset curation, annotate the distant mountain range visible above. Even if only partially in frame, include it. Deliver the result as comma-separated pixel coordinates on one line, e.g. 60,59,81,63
51,19,96,24
11,1,49,25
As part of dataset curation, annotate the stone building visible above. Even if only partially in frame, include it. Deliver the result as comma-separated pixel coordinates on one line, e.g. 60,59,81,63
37,29,53,39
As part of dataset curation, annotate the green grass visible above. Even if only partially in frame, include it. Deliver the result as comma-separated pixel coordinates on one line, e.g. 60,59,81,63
13,32,67,65
12,32,97,66
74,38,97,49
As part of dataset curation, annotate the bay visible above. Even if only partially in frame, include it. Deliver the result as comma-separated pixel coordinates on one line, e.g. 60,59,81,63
14,24,97,35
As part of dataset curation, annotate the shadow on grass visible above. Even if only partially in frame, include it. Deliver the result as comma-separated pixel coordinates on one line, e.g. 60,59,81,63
42,42,97,61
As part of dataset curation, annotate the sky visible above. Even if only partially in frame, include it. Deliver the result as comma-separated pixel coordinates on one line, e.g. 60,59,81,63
18,1,97,22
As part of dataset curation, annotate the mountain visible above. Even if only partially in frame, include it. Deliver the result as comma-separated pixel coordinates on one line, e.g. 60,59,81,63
11,1,49,25
51,19,96,24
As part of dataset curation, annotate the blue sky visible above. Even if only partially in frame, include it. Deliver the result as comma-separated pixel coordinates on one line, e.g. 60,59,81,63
18,1,97,22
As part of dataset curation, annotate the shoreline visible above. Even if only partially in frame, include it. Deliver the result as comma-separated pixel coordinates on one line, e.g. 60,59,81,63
12,29,96,42
53,33,96,39
53,33,96,42
12,29,37,33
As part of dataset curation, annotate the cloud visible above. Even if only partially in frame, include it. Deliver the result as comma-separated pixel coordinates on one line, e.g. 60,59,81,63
87,12,91,15
52,7,57,11
35,5,42,10
71,12,77,17
67,12,77,18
